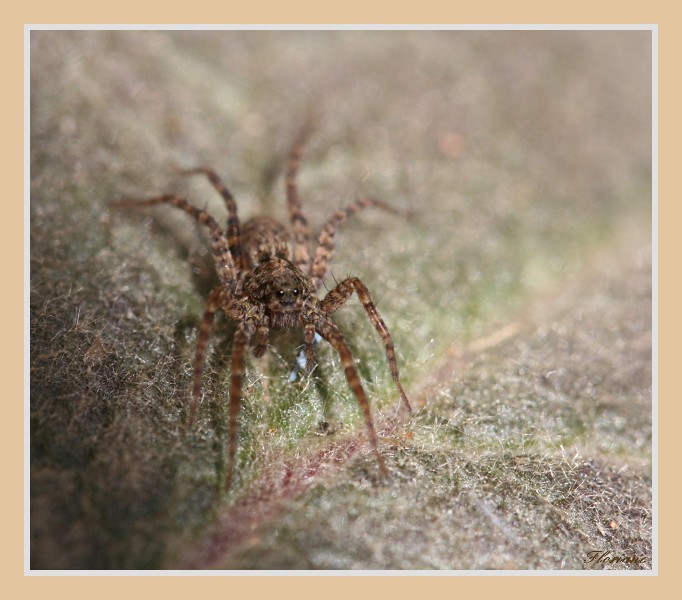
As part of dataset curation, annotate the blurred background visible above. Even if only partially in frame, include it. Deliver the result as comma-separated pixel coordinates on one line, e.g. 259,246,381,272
30,30,652,570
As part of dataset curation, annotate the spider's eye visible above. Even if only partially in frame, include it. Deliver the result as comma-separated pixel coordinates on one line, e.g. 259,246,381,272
293,288,299,296
277,290,285,298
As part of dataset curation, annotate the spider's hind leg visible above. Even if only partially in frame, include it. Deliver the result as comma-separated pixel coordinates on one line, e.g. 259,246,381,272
310,198,404,291
179,167,244,271
111,194,238,290
286,127,314,274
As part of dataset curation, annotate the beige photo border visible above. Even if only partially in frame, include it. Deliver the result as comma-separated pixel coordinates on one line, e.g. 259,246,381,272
12,1,672,598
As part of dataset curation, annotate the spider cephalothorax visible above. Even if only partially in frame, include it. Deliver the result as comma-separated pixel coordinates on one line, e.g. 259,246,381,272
243,257,313,326
114,130,412,490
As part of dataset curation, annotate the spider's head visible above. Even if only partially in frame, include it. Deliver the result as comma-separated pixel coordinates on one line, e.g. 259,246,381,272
244,258,312,317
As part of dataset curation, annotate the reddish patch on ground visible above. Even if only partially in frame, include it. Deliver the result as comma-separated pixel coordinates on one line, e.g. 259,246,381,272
178,414,404,569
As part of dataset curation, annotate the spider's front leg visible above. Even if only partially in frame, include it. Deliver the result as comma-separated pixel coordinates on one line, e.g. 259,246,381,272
303,321,317,370
225,320,256,491
253,318,271,358
321,277,412,414
188,286,224,427
287,326,321,383
315,317,389,478
287,317,320,383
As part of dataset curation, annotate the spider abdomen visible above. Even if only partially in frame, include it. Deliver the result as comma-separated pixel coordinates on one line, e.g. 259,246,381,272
240,216,291,270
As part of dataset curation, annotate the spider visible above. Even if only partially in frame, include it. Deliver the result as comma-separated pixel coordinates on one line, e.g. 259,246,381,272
113,129,412,490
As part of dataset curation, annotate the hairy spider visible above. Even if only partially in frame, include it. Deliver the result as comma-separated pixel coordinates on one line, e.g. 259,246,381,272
114,129,412,489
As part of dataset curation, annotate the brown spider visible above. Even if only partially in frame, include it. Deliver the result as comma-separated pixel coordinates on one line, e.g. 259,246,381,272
113,129,412,489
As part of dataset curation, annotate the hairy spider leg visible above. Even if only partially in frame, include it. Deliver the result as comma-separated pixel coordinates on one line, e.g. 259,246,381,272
188,286,223,427
321,277,412,414
112,196,245,429
225,323,255,491
112,195,238,290
315,318,389,477
310,198,403,291
253,318,271,358
286,128,314,274
303,321,317,370
288,331,323,383
179,167,244,272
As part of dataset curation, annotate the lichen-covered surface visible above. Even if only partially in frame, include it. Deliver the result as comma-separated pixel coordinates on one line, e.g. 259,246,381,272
30,30,652,570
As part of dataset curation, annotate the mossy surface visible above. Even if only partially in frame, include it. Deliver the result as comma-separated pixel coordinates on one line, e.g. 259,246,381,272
30,30,652,570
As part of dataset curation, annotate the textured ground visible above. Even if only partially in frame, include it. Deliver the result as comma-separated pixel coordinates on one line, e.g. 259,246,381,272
30,30,652,570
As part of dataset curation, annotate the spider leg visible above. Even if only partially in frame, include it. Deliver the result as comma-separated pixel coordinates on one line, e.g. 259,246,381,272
321,277,412,414
179,168,244,271
288,329,322,383
286,127,314,274
287,321,320,382
315,318,388,477
310,198,403,291
253,318,270,358
187,287,224,427
225,322,255,491
112,195,238,290
303,321,317,371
